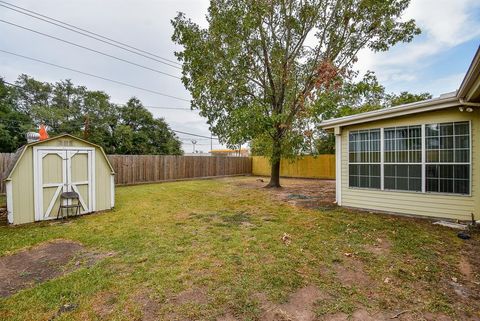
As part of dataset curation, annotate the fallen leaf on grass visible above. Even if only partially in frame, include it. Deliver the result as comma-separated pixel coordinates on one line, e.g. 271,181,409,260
281,233,292,246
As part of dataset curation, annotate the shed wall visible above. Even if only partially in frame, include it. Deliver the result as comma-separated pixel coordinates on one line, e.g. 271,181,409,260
340,107,479,221
11,147,34,224
9,136,113,224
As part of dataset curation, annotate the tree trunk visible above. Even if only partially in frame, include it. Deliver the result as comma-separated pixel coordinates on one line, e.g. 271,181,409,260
266,137,282,188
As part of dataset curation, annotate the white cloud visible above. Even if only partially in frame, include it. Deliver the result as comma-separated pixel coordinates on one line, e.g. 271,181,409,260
356,0,480,95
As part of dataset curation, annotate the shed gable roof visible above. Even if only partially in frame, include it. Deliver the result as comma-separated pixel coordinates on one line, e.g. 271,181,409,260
3,134,114,180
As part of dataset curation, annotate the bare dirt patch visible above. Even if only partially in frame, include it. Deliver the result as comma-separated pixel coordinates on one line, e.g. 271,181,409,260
171,287,208,305
334,260,372,290
133,290,161,321
0,239,110,297
236,177,336,209
256,285,327,321
320,309,456,321
365,238,391,256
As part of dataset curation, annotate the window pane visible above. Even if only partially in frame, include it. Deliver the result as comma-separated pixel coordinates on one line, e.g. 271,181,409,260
348,129,380,190
426,165,438,178
426,150,439,162
426,179,438,192
409,165,421,178
440,123,453,136
409,151,421,163
454,165,469,179
384,177,395,190
384,165,395,177
427,137,439,149
455,150,469,163
371,177,381,189
439,179,453,193
360,177,369,188
440,165,453,178
439,150,454,162
440,136,453,149
426,164,469,195
426,124,439,137
454,122,469,135
349,175,359,187
455,136,469,149
397,165,408,177
454,180,469,194
409,178,421,191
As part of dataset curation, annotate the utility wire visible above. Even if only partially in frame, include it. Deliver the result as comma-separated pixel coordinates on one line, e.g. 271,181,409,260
0,49,190,102
3,84,193,111
1,82,216,140
0,0,181,67
0,118,220,142
172,130,218,140
0,19,181,79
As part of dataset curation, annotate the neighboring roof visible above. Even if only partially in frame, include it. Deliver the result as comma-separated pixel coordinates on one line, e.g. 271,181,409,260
4,134,114,180
320,45,480,130
210,149,245,153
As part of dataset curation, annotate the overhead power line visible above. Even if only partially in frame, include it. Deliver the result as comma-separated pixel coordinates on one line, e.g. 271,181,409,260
0,0,181,67
0,49,190,102
1,82,216,140
4,82,194,111
172,130,218,140
0,19,181,80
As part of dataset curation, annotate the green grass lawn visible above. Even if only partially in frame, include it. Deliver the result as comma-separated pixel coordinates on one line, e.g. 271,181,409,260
0,177,478,321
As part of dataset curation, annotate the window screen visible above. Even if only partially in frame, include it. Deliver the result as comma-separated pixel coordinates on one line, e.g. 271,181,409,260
349,129,381,189
426,122,470,194
383,125,421,192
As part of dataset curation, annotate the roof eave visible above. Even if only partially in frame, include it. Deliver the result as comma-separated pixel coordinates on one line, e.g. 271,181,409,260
458,46,480,100
320,96,460,129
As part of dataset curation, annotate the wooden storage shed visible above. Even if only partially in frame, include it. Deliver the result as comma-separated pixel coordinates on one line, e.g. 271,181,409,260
4,134,115,225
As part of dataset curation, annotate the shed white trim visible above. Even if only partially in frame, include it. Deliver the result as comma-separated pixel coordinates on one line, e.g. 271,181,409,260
110,174,115,208
6,181,13,224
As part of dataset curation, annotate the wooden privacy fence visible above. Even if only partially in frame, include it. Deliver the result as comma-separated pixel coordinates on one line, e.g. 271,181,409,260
107,155,251,185
0,153,15,194
252,155,335,179
0,153,252,193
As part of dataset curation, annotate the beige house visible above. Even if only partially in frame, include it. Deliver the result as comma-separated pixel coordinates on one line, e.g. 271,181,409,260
320,47,480,221
4,134,115,225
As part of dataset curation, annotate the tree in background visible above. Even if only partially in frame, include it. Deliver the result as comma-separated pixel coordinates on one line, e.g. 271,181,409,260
0,75,183,155
172,0,420,187
0,78,34,152
313,72,431,154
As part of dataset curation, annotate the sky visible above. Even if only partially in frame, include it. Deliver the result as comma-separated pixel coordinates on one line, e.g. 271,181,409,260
1,0,479,153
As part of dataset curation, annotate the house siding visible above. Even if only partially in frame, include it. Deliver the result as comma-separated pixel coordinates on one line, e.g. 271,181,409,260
340,107,479,221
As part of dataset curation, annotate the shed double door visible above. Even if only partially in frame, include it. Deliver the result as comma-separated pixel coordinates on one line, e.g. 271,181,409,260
34,147,95,221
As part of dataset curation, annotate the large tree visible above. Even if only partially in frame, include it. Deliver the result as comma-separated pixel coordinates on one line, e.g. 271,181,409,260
172,0,420,187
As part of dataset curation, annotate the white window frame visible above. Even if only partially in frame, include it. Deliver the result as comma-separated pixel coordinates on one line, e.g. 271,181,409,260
382,125,423,193
347,120,472,197
347,129,381,190
424,121,472,196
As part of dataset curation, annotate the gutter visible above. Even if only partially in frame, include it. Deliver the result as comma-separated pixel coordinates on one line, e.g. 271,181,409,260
459,99,480,107
320,96,459,129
